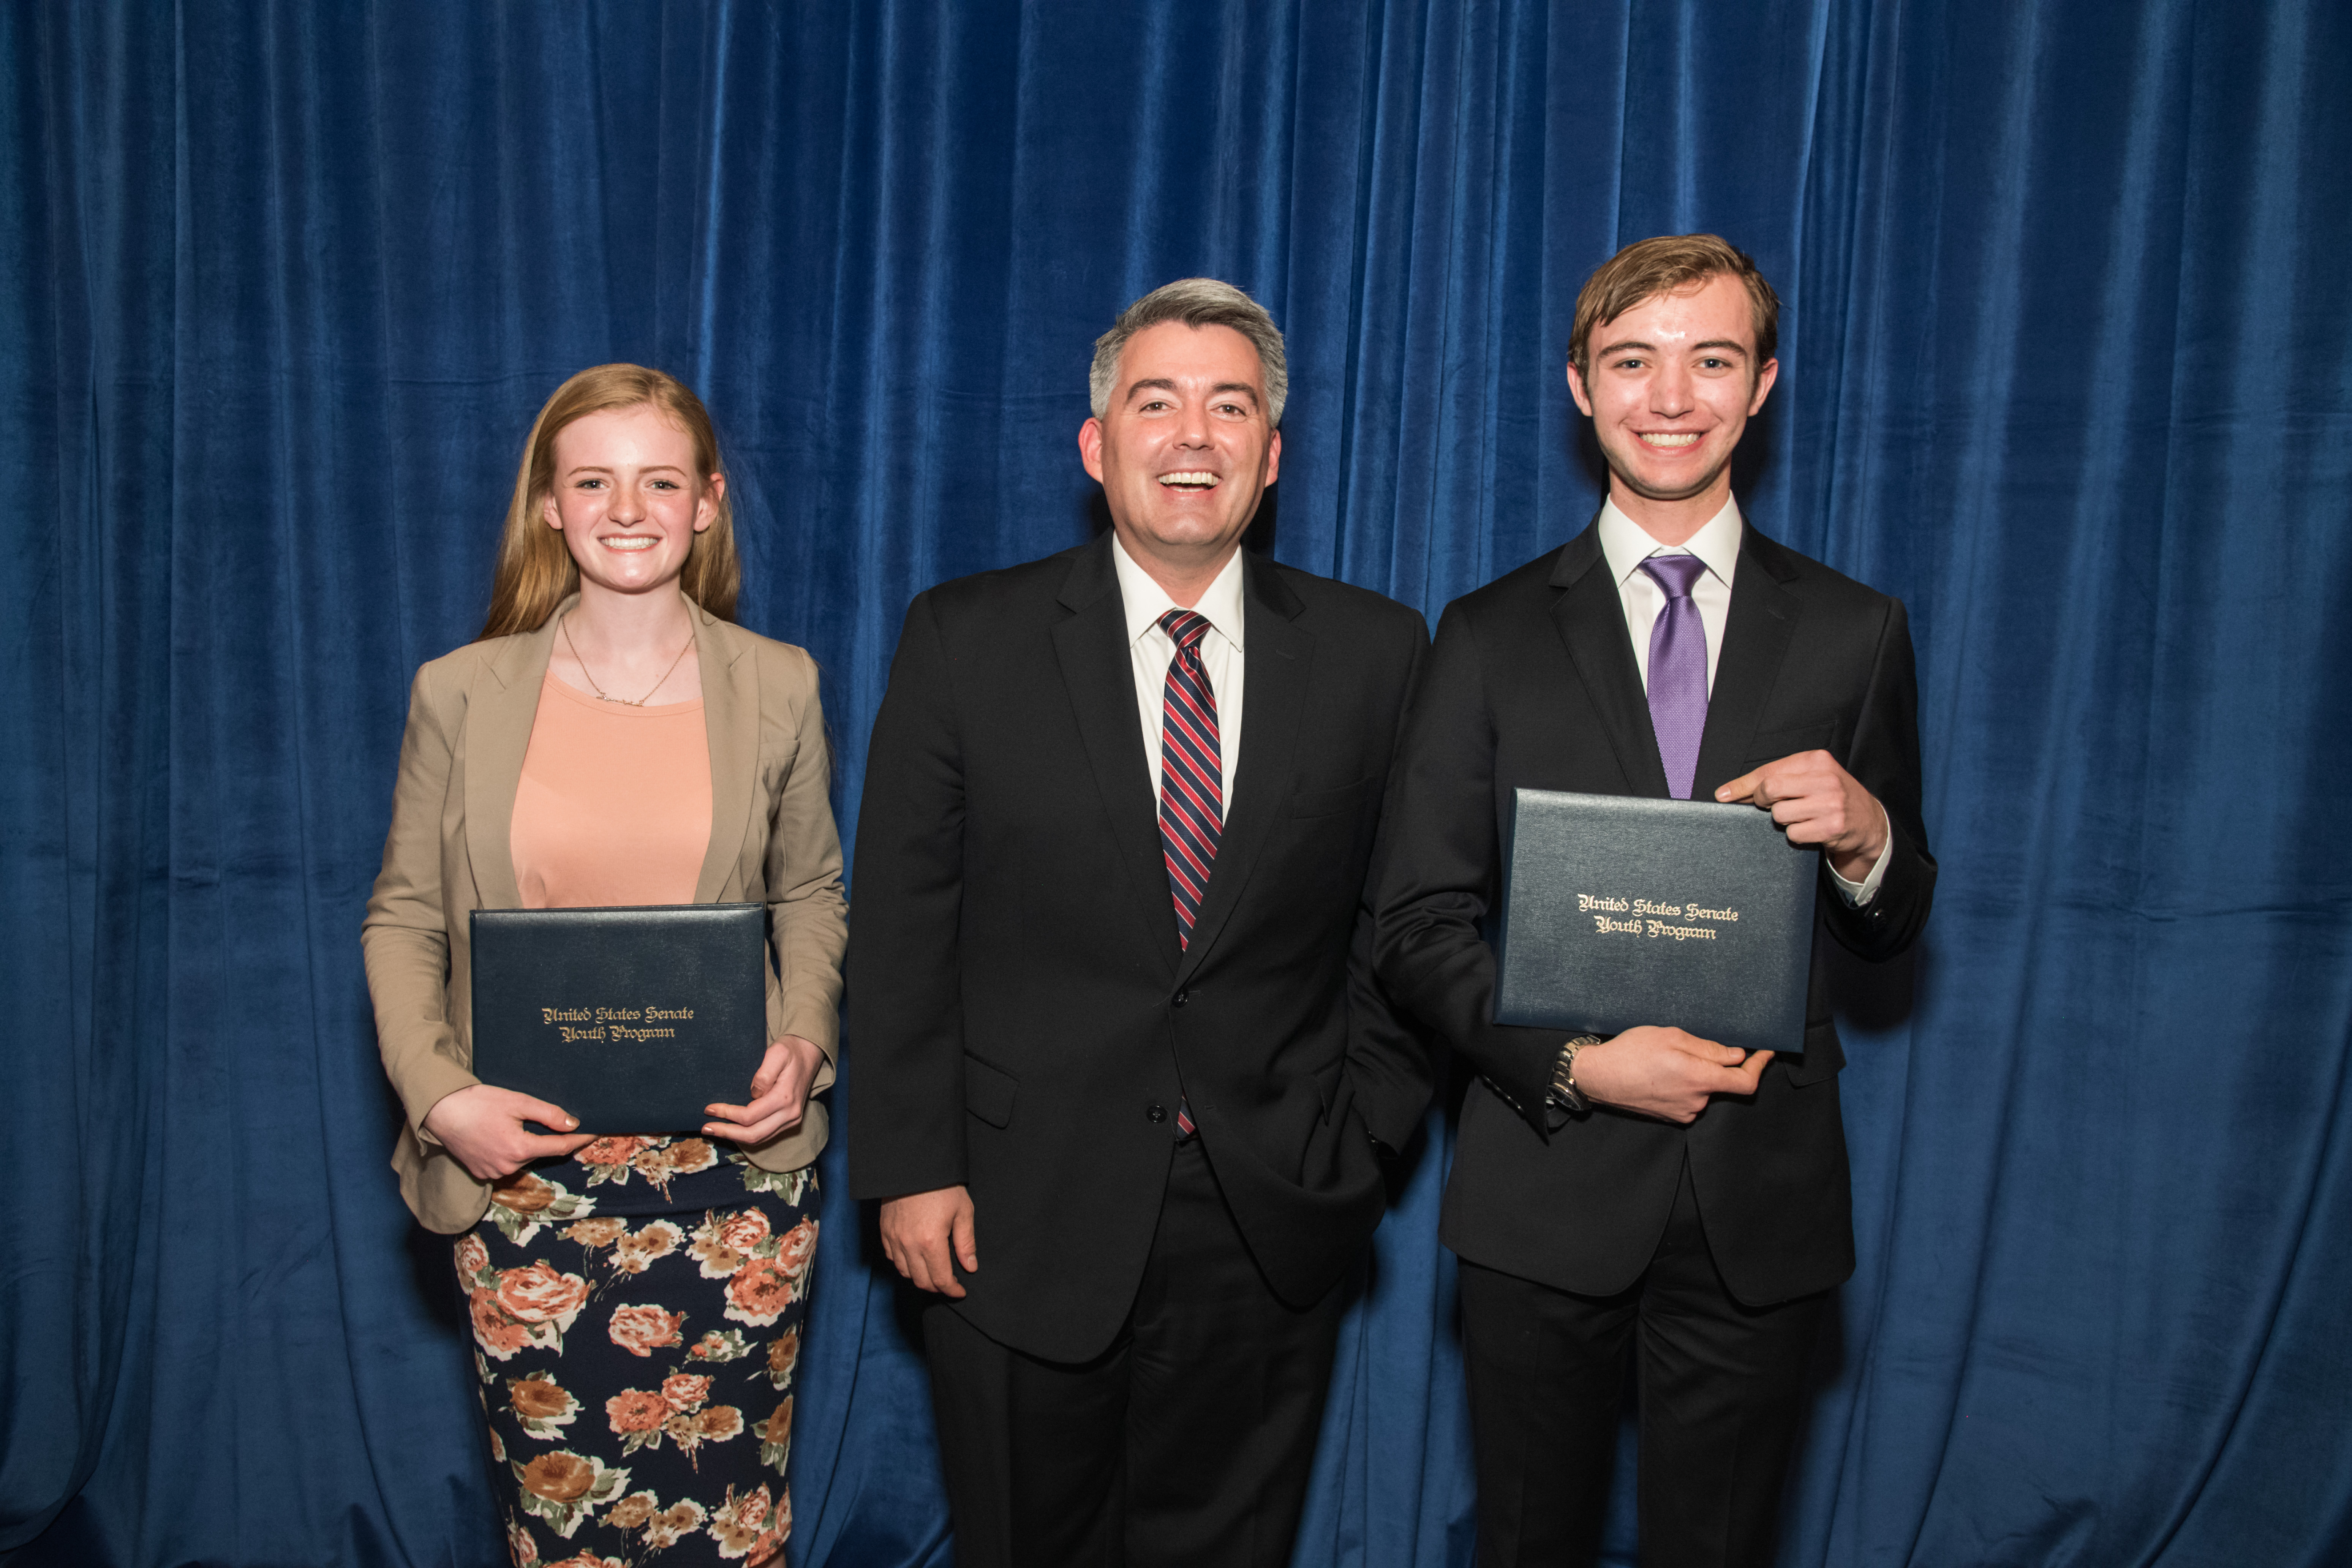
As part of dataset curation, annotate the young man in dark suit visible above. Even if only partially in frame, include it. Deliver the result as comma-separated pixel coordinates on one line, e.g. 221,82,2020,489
1373,235,1935,1567
849,279,1430,1567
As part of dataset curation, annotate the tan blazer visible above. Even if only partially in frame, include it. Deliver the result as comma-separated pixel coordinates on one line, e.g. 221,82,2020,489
362,596,849,1234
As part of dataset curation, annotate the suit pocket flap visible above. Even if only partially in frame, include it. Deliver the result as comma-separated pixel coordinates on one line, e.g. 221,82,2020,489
963,1054,1018,1129
1743,720,1840,769
1784,1022,1845,1086
1290,776,1373,818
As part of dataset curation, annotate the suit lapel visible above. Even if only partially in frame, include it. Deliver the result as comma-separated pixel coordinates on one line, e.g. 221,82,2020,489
1051,539,1181,979
1176,553,1308,984
461,605,562,910
1548,525,1672,798
1690,528,1803,798
694,607,757,904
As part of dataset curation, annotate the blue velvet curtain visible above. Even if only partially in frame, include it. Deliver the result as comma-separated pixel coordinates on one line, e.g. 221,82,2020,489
5,2,2348,1564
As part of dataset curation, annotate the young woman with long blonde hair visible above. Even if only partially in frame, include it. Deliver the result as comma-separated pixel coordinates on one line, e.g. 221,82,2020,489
363,365,845,1566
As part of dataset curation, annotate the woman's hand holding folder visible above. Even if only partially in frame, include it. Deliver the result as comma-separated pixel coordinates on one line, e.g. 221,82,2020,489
703,1034,825,1144
422,1084,594,1181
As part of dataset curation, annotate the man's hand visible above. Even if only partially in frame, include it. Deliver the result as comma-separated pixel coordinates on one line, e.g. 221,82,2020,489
1716,749,1887,883
879,1186,978,1298
421,1084,595,1181
1572,1027,1773,1124
705,1035,825,1145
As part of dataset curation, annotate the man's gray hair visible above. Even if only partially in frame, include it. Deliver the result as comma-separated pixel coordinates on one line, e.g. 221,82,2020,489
1089,278,1289,426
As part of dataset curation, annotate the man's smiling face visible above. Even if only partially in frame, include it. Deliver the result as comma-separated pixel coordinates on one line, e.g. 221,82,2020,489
1567,270,1778,529
1081,320,1281,571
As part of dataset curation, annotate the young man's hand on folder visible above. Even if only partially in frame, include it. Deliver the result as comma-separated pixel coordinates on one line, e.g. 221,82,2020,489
1575,1027,1773,1125
1715,749,1887,884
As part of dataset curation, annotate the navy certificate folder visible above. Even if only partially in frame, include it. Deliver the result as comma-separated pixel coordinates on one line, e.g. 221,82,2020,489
1492,789,1817,1055
470,903,768,1135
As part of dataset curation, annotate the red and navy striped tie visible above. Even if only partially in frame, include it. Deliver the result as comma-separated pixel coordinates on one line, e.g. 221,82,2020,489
1157,609,1221,1139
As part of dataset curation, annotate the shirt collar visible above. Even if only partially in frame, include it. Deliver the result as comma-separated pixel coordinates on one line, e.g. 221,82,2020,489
1597,494,1745,590
1111,534,1248,650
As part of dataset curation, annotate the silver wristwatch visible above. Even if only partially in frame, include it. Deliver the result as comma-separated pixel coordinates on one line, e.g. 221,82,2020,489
1549,1034,1603,1115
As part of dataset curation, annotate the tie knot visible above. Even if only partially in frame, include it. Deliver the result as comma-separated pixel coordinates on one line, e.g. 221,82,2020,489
1639,554,1708,600
1159,609,1212,652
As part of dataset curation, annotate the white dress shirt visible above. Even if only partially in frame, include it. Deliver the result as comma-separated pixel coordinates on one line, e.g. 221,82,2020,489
1111,535,1246,800
1595,497,1889,905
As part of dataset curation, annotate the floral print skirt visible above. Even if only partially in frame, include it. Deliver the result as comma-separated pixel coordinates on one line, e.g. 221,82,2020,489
458,1135,817,1568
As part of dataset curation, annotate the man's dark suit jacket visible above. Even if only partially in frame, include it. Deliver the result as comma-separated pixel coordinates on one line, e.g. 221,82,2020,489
1373,520,1933,1306
849,534,1431,1362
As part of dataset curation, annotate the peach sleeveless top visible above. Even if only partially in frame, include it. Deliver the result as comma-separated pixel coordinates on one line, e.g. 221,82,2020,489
509,674,714,908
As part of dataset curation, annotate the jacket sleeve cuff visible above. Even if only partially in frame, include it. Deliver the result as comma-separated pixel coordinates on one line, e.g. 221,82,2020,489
1827,802,1894,907
772,1001,841,1062
401,1052,482,1144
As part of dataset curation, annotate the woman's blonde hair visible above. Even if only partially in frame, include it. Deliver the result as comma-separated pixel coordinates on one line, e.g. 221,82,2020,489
479,364,740,639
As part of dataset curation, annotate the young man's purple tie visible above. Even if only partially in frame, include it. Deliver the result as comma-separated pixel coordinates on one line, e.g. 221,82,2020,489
1639,553,1710,799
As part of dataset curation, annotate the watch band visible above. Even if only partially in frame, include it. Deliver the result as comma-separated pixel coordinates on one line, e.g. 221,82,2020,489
1549,1034,1603,1115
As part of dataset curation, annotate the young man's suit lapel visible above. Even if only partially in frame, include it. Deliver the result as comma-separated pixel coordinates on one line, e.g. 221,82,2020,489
1547,519,1806,802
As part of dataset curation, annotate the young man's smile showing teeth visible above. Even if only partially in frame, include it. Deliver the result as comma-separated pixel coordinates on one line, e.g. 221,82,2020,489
1566,269,1778,541
1158,470,1222,490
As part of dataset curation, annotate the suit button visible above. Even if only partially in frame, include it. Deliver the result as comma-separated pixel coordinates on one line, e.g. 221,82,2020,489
1147,1104,1167,1123
1171,989,1189,1007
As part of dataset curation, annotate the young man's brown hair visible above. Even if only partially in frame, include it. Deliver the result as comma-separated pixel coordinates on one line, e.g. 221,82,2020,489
1568,232,1781,379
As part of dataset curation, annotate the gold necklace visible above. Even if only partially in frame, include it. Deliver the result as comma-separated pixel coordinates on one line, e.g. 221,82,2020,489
560,613,694,706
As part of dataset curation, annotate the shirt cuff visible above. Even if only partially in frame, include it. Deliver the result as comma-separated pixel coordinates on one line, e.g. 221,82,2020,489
1829,804,1894,907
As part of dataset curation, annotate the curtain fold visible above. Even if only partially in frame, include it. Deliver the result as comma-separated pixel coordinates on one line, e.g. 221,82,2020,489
3,2,2346,1565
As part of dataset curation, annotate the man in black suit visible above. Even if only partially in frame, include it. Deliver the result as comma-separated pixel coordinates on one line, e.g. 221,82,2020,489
1373,235,1935,1567
848,278,1430,1567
